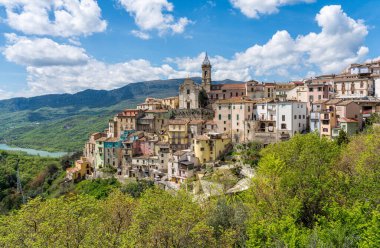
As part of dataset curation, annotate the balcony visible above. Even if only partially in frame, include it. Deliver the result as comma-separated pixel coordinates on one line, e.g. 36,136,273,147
321,114,330,120
310,112,320,120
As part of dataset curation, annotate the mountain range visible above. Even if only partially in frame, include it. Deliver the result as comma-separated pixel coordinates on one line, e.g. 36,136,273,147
0,78,241,152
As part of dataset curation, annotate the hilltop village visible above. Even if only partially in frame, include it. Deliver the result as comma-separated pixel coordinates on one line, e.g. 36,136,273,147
67,54,380,190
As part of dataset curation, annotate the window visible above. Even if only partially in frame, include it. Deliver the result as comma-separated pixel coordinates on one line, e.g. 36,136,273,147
294,115,297,119
161,160,164,163
262,105,264,109
281,124,287,129
318,87,322,92
240,105,242,109
323,128,328,132
218,114,221,120
237,114,240,120
187,89,190,94
309,96,314,102
309,88,313,92
200,148,204,151
299,115,301,119
236,92,238,97
282,115,285,121
224,121,226,124
224,127,226,131
299,123,301,127
218,105,221,110
303,115,305,119
228,114,231,120
248,106,251,112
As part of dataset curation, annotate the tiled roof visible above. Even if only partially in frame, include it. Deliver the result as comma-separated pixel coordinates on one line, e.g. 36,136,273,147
168,119,189,125
220,83,246,90
215,97,253,104
338,117,358,123
173,150,187,156
189,120,205,125
326,99,343,105
195,135,209,141
96,137,108,142
337,100,354,106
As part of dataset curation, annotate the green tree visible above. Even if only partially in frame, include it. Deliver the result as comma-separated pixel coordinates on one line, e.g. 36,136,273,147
336,129,349,146
129,188,215,248
198,89,209,109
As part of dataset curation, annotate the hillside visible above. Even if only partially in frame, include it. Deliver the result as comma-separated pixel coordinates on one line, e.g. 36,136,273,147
0,78,242,152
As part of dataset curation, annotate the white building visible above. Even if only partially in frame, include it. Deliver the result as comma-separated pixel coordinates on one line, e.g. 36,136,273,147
254,100,307,137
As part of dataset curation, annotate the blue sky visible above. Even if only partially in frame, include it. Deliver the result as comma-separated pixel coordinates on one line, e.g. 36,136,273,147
0,0,379,99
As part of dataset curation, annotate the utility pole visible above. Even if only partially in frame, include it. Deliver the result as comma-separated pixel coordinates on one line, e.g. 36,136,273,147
16,158,26,204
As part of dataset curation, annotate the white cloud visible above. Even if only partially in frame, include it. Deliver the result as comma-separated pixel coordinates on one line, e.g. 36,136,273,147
1,5,370,98
131,30,151,40
118,0,191,38
24,59,190,96
3,34,89,67
230,0,315,18
0,0,107,37
296,5,369,73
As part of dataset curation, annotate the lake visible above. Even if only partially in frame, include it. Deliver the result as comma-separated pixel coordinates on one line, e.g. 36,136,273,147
0,144,68,158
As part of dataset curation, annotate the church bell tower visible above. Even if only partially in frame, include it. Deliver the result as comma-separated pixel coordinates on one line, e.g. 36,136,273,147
201,52,212,92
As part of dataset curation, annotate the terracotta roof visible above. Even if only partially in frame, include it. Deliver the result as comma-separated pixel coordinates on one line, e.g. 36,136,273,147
338,117,358,123
168,119,189,125
189,120,205,125
215,97,253,104
326,99,343,105
195,135,209,141
337,100,354,106
314,99,329,104
96,137,108,142
220,83,246,90
106,137,120,142
174,150,188,156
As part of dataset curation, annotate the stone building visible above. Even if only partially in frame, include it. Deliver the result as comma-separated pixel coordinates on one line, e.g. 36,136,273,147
179,78,202,109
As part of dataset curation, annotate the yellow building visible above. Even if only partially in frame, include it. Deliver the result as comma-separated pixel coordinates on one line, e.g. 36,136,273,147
168,119,190,151
162,96,179,109
193,133,231,164
66,157,93,181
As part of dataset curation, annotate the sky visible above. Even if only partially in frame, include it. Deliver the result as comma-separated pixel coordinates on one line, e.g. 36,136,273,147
0,0,379,99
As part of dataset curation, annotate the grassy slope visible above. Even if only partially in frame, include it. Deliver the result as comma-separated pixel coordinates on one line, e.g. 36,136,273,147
0,98,143,152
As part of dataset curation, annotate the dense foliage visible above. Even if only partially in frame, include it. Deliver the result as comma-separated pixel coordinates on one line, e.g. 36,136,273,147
0,151,62,213
1,130,379,247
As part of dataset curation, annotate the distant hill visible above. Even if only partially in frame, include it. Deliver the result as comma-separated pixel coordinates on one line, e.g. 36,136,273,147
0,78,242,152
0,78,243,112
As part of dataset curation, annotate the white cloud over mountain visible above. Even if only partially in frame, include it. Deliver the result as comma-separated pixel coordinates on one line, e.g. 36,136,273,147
0,5,371,98
0,0,107,37
118,0,191,39
229,0,315,18
3,34,89,67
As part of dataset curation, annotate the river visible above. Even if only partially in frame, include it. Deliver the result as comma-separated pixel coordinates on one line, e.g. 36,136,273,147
0,144,68,158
